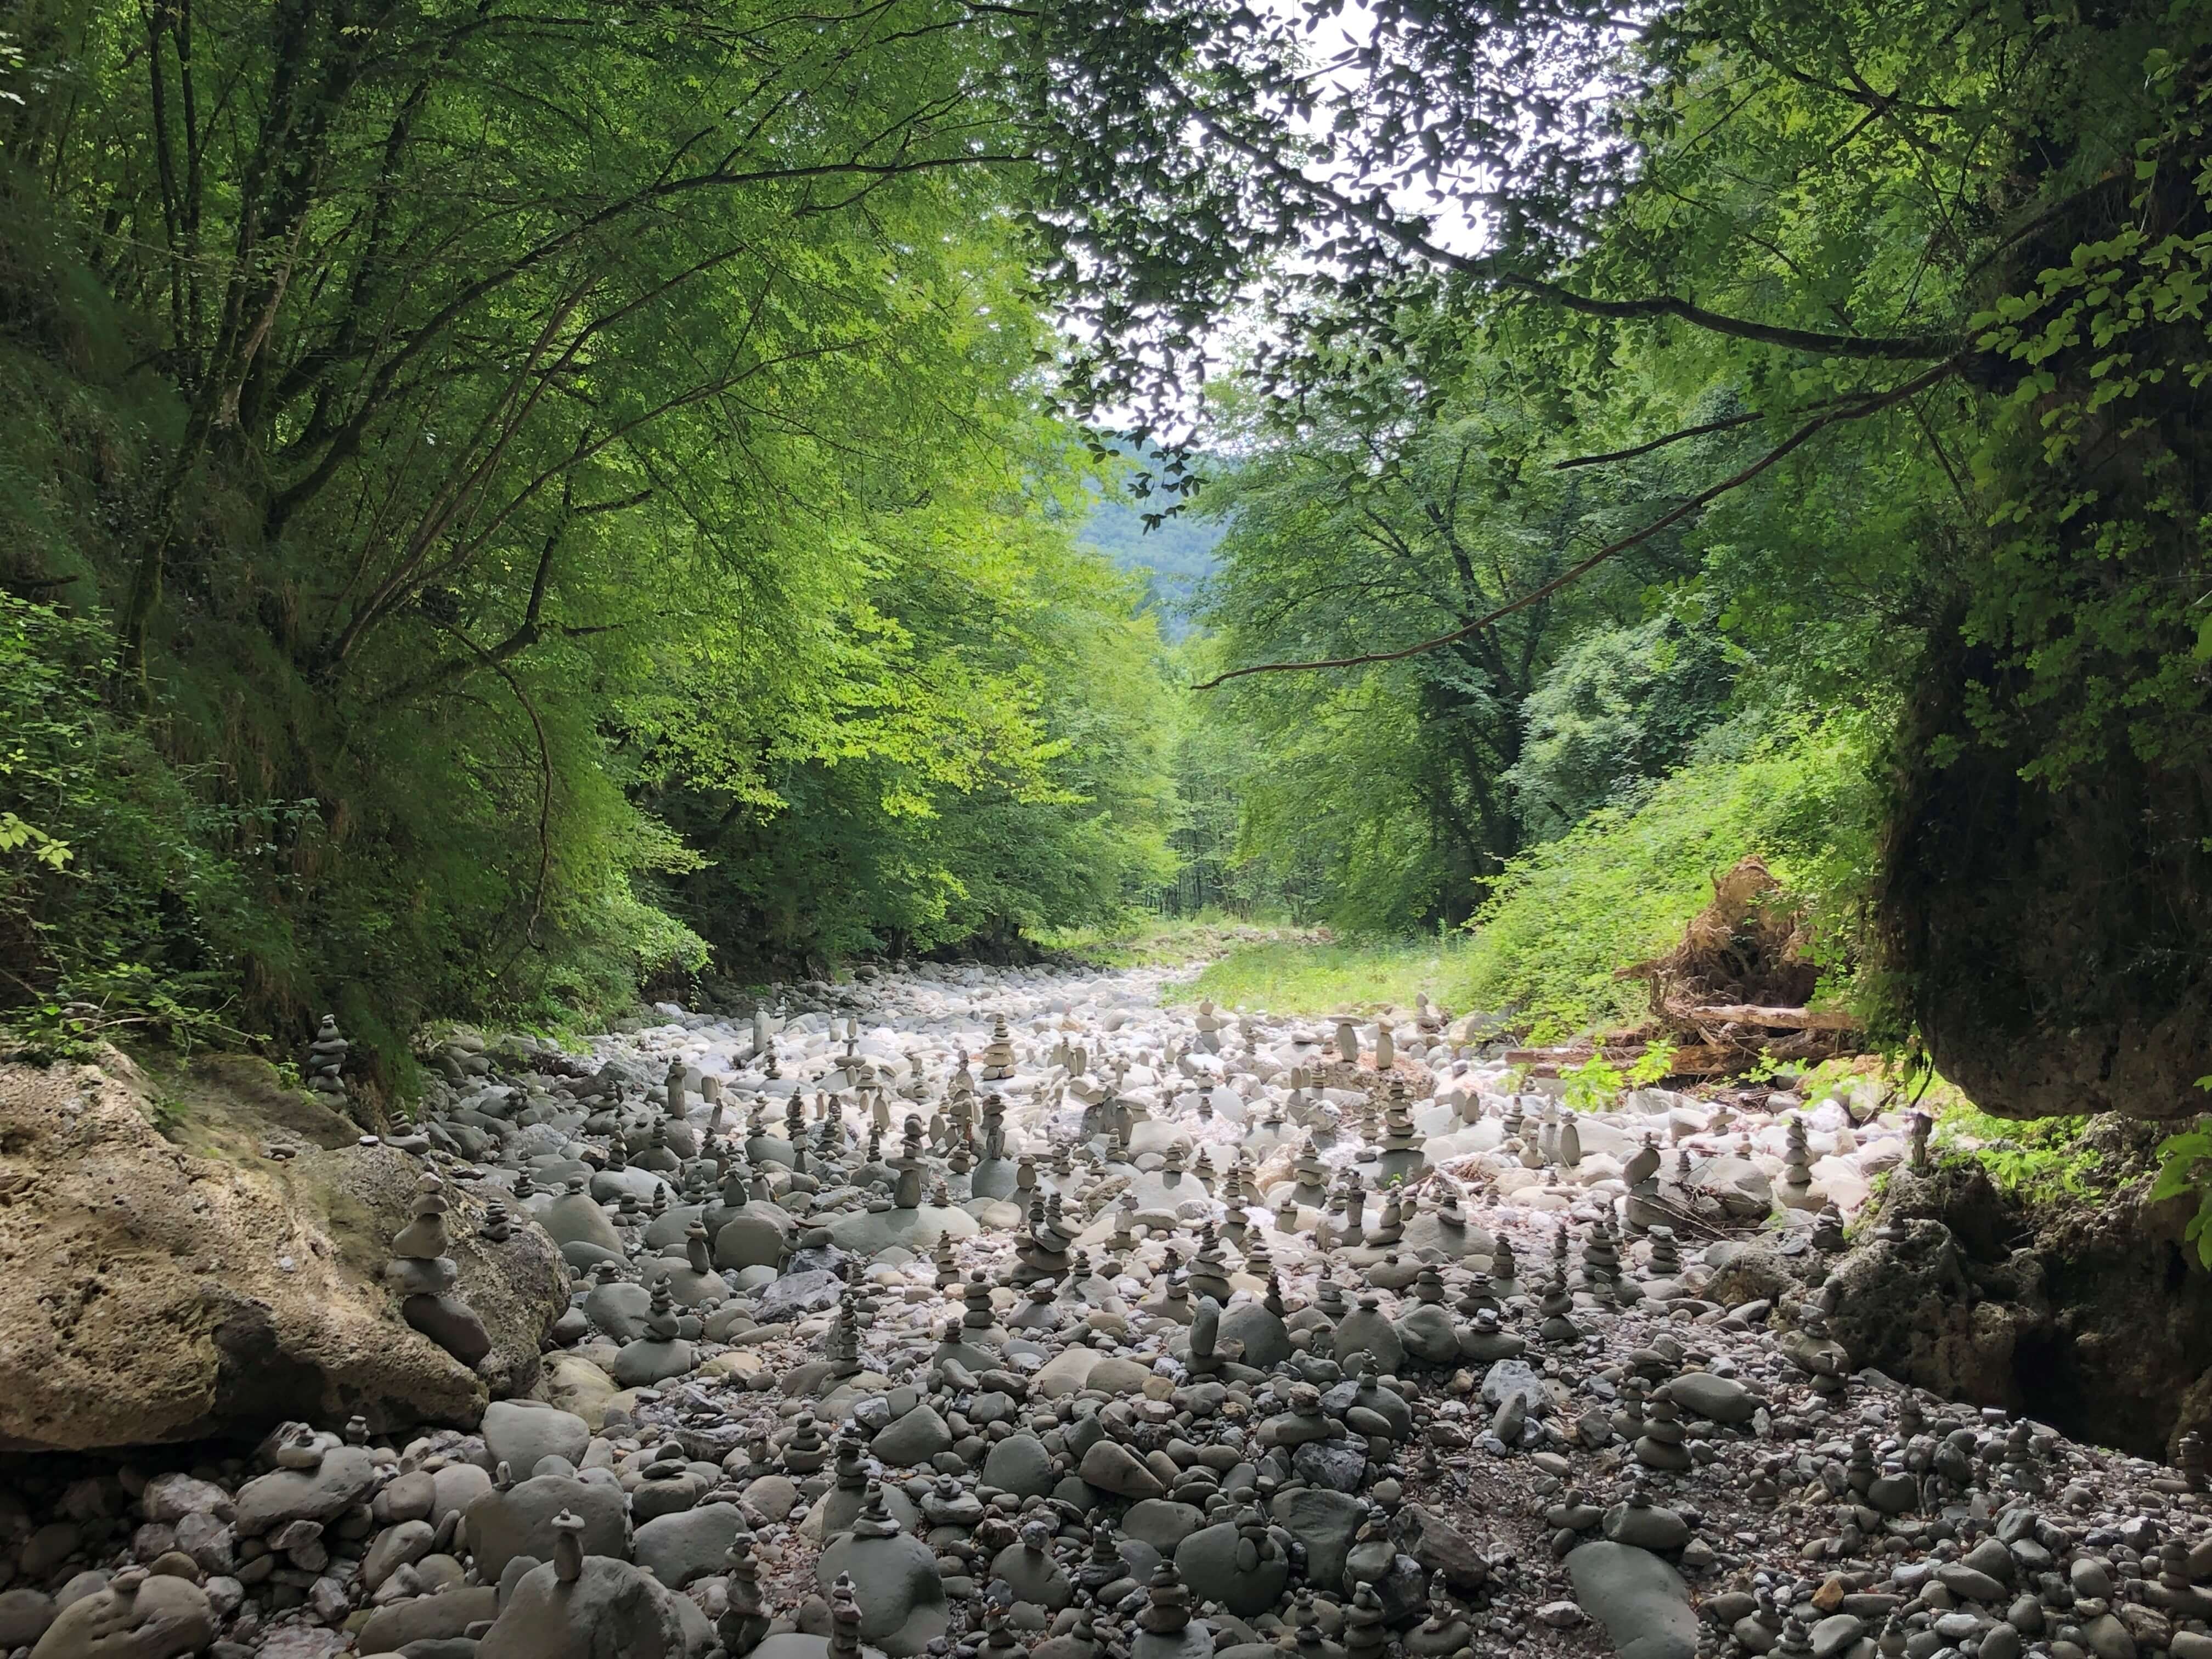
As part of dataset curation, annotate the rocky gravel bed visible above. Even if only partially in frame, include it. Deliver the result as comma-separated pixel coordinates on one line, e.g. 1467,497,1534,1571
2,961,2205,1659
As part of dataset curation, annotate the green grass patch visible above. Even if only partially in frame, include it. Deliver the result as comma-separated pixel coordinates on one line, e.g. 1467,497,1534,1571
1170,935,1470,1015
1443,716,1882,1035
1041,911,1321,970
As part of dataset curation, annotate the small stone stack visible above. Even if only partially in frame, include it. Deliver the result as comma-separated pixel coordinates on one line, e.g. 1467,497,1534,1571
1780,1114,1815,1205
306,1015,348,1104
980,1017,1017,1081
1376,1080,1423,1165
388,1172,490,1366
1013,1193,1074,1288
893,1114,928,1208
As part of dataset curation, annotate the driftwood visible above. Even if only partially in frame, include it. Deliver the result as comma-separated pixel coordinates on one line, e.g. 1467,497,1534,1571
1494,862,1866,1084
1684,1003,1859,1031
1615,856,1863,1078
1621,856,1820,1019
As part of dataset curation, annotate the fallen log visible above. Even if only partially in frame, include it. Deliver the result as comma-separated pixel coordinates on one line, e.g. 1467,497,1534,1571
1657,1042,1742,1074
1683,1003,1860,1031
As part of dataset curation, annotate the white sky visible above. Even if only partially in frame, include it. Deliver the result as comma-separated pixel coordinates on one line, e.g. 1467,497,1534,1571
1084,0,1493,449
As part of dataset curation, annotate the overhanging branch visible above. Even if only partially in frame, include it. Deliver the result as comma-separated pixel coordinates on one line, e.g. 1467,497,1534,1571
1184,103,1957,362
1192,356,1964,690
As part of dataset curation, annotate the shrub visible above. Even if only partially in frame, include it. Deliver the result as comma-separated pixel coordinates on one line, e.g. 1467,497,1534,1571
1448,714,1882,1034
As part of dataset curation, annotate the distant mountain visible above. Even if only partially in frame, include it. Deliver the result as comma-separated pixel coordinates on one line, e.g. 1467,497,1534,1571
1079,490,1224,640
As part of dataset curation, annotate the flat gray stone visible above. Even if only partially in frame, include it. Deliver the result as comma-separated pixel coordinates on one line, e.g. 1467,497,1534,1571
353,1586,501,1655
1216,1305,1291,1369
752,1269,845,1324
1087,1357,1154,1396
1566,1542,1696,1659
1121,1499,1205,1552
1659,1372,1758,1426
1290,1438,1365,1492
817,1527,949,1657
1479,1359,1549,1418
634,1502,745,1589
26,1575,217,1659
872,1403,955,1466
1176,1520,1289,1616
1271,1488,1361,1589
1810,1613,1866,1659
481,1402,590,1475
1078,1440,1163,1499
463,1475,629,1583
233,1447,378,1536
980,1434,1056,1499
477,1555,686,1659
1031,1349,1102,1399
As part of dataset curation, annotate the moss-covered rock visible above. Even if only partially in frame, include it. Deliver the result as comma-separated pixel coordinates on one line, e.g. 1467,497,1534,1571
0,1049,567,1452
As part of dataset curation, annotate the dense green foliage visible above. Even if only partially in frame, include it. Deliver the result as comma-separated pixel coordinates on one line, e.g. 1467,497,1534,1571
1182,387,1765,930
1451,717,1882,1034
1019,0,2212,1100
8,0,2212,1125
0,1,1176,1069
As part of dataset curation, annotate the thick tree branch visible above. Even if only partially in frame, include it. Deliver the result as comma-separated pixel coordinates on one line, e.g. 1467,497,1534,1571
1552,410,1765,469
267,145,1023,528
1184,103,1958,362
1193,357,1964,689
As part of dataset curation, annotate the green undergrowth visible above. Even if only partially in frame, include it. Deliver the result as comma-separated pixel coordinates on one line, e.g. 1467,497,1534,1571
2152,1079,2212,1267
1169,933,1471,1015
1933,1091,2104,1201
1443,715,1883,1035
1558,1044,1680,1111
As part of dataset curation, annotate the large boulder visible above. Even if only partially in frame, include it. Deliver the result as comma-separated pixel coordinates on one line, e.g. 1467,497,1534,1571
478,1555,687,1659
27,1569,213,1659
1216,1304,1291,1369
980,1434,1056,1498
1176,1522,1289,1617
536,1354,620,1431
816,1526,948,1656
0,1052,569,1452
355,1586,499,1653
1565,1542,1696,1659
1270,1488,1361,1590
1822,1215,2045,1411
634,1503,746,1589
482,1401,591,1475
235,1446,379,1534
464,1474,630,1582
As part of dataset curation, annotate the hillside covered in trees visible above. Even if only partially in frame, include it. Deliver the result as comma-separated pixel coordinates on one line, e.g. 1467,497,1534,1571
0,2,1180,1080
3,0,2209,1123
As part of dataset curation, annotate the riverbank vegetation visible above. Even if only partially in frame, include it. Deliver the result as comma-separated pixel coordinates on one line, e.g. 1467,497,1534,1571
4,0,2208,1121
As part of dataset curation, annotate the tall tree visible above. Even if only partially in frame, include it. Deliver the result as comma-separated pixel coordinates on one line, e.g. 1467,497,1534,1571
1022,0,2212,1114
0,1,1186,1051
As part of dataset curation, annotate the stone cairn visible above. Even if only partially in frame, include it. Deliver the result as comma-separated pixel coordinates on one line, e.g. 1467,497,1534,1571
306,1014,348,1104
980,1016,1017,1082
387,1171,490,1365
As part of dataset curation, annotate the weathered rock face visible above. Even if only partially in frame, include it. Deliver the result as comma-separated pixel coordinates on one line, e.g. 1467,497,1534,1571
1839,1159,2212,1457
1822,1215,2046,1413
0,1053,568,1452
1883,625,2212,1122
